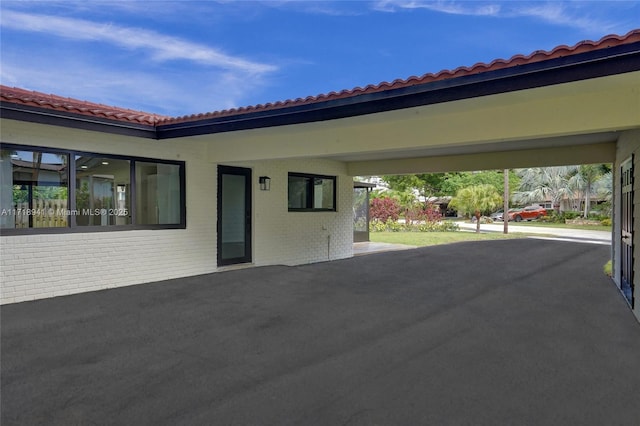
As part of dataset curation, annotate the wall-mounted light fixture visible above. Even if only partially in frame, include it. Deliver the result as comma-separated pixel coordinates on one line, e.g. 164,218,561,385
259,176,271,191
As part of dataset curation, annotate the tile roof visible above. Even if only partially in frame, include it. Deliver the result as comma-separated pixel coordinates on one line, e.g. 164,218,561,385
0,86,166,125
160,29,640,125
1,29,639,127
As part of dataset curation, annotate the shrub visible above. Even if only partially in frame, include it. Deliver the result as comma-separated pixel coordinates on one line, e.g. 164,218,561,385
414,220,459,232
561,211,581,221
538,214,557,223
405,204,442,224
600,218,612,227
370,219,404,232
589,213,611,222
370,220,459,233
370,220,389,233
370,197,401,223
542,211,588,223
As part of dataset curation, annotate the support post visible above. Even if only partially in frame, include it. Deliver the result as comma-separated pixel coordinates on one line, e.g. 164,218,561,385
504,169,509,234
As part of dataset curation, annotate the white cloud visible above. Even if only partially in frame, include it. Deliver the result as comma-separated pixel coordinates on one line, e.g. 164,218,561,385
0,56,270,116
0,10,277,74
372,1,619,33
512,3,618,33
373,1,501,16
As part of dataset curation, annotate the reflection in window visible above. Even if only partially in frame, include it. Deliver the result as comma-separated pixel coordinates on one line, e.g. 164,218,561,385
353,187,368,232
288,175,309,209
314,177,335,210
136,162,181,225
288,173,336,211
75,155,131,226
0,149,69,229
1,145,185,233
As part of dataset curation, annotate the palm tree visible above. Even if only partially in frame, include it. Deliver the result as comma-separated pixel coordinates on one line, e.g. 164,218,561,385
449,184,502,233
514,166,576,213
568,164,607,217
594,171,613,217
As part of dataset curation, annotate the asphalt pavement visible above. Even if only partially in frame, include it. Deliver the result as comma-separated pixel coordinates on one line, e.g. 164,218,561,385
2,239,639,425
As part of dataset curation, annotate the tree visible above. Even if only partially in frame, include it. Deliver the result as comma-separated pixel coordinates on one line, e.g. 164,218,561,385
594,170,613,217
382,174,447,201
371,188,417,221
441,170,520,196
568,164,608,217
448,184,503,233
513,166,575,212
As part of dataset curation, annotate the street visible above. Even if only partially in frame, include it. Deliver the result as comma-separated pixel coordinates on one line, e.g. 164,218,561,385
457,222,611,244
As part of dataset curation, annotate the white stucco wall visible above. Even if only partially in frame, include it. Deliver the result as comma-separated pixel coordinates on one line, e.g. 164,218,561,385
0,120,353,303
614,129,640,320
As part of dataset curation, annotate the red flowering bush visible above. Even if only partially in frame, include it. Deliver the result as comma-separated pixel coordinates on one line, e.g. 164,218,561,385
405,204,442,224
370,197,401,223
369,198,457,232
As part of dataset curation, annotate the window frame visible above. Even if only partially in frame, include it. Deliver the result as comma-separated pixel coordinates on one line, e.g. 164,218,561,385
0,143,186,235
287,172,337,212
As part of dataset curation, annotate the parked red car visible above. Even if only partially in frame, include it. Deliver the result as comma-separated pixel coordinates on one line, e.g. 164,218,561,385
508,205,547,222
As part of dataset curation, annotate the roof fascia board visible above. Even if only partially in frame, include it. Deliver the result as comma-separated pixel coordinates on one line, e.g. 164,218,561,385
157,42,640,139
0,102,157,139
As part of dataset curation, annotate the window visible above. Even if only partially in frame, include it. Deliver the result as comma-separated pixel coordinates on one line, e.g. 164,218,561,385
135,162,181,225
76,155,131,226
1,148,69,229
288,173,336,211
0,144,185,234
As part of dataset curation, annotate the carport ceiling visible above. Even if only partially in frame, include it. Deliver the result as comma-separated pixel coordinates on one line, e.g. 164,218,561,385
196,69,636,170
326,131,619,162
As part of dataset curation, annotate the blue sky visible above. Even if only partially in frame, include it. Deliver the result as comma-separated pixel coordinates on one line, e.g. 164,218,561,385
1,1,638,117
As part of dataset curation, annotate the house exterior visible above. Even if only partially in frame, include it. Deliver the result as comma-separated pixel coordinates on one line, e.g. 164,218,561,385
1,30,639,320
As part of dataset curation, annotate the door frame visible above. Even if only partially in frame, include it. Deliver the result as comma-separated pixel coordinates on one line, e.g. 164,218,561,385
217,165,252,266
620,155,634,308
353,181,375,242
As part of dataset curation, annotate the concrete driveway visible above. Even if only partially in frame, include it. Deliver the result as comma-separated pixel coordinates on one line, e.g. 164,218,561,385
2,239,639,425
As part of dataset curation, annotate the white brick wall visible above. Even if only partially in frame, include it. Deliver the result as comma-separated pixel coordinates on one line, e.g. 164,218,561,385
1,121,355,303
1,229,213,303
223,158,354,266
1,156,218,304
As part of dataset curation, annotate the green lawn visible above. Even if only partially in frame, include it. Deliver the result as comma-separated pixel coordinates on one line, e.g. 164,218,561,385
370,231,527,247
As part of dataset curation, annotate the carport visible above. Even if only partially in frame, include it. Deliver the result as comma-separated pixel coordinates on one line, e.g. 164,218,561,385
1,31,638,318
2,29,639,426
2,239,640,425
166,31,639,320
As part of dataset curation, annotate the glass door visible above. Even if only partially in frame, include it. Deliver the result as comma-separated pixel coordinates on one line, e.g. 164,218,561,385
217,166,252,266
